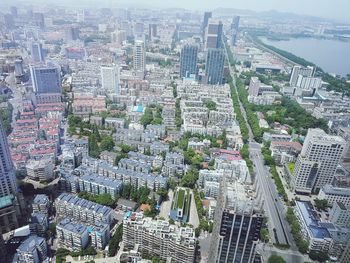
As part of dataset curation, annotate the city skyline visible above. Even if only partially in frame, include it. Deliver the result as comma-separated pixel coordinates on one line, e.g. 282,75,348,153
3,0,350,22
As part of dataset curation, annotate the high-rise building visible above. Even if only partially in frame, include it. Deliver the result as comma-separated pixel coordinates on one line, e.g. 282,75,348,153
14,59,24,77
4,14,15,29
289,65,314,86
10,7,18,18
180,43,198,79
101,65,120,94
123,212,196,263
133,40,145,72
205,48,225,85
202,11,212,37
0,118,17,198
231,16,240,45
33,13,45,28
30,42,45,62
293,129,346,194
148,24,157,41
209,181,263,263
205,19,223,49
65,26,79,41
30,65,61,94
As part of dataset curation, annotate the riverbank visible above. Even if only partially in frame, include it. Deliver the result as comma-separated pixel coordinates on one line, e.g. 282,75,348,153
249,34,350,96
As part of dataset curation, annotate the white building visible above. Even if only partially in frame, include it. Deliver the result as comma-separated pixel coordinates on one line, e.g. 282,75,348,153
56,219,89,251
329,202,350,228
101,65,120,94
292,129,346,194
26,159,54,182
289,65,314,86
318,185,350,206
123,212,196,263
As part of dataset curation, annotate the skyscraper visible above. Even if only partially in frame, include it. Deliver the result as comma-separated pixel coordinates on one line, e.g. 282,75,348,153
30,66,61,94
205,19,223,50
30,42,45,62
180,43,198,79
14,59,24,77
134,40,145,73
101,65,120,94
231,16,240,46
293,128,346,194
209,181,263,263
202,11,212,37
0,118,17,198
205,48,225,85
148,24,157,41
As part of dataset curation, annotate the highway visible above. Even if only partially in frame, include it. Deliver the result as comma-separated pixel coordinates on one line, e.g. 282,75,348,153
223,40,296,249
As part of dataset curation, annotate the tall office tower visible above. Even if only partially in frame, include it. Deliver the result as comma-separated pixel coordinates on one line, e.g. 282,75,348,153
0,119,17,198
209,181,263,263
180,43,198,79
65,27,79,41
133,40,145,72
4,14,15,29
202,11,212,37
30,42,44,62
101,65,120,94
76,10,85,23
33,13,45,28
289,65,314,86
205,48,225,85
293,128,346,194
148,24,157,41
205,19,223,49
30,66,61,94
10,6,18,18
14,59,24,77
231,16,240,45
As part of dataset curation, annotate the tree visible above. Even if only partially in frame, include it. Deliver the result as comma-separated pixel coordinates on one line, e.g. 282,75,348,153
156,188,168,201
309,250,329,262
260,228,269,242
314,199,328,211
88,134,100,158
100,136,115,151
108,224,123,256
181,168,199,189
268,255,286,263
205,100,217,111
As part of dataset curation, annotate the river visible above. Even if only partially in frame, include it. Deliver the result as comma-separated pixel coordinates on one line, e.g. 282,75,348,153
261,37,350,77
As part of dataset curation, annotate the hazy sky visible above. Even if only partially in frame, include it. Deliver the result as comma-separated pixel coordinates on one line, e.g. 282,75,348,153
123,0,349,21
6,0,350,22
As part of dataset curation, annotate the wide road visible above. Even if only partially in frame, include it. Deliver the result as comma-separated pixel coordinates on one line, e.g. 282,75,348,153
223,40,295,249
250,142,295,248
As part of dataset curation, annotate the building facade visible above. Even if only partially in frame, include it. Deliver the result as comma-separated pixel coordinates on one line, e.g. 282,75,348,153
30,66,61,94
293,129,346,194
205,48,225,85
123,212,196,263
180,44,198,79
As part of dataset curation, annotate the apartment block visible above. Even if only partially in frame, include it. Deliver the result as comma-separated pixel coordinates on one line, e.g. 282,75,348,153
55,193,113,225
56,218,89,251
123,212,196,263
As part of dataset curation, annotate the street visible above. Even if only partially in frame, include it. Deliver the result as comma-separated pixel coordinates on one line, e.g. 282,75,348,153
223,42,296,250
